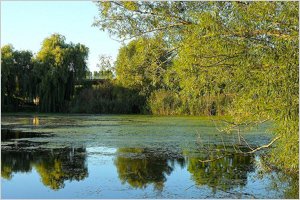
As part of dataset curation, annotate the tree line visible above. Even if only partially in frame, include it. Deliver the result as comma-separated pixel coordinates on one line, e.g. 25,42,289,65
1,1,298,174
1,34,228,115
1,34,89,112
1,35,145,114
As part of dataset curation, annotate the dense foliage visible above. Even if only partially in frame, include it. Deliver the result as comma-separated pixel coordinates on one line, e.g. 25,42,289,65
115,36,174,96
1,34,89,112
35,34,89,112
1,45,35,111
94,1,299,174
71,81,145,114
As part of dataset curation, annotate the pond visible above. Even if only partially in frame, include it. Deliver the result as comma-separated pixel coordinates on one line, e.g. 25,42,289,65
1,114,298,198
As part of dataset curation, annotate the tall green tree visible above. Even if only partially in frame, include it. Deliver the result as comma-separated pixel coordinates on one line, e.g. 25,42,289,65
1,45,16,105
94,1,299,173
35,34,89,112
115,36,174,96
1,45,34,109
13,50,35,99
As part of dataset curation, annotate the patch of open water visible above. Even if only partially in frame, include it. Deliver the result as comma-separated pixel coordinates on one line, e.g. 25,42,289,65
1,114,298,198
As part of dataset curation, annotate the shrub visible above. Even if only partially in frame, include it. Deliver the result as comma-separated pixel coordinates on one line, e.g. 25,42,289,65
71,82,145,114
148,89,181,115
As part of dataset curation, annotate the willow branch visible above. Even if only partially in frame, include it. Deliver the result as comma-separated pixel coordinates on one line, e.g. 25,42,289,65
111,1,193,25
243,136,281,154
123,22,192,41
198,136,281,163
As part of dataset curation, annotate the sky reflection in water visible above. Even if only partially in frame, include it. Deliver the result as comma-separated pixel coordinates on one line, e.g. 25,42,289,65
1,115,298,198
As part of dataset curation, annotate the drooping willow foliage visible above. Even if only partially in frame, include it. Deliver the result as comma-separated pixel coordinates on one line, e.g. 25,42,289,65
94,1,299,173
1,34,89,112
1,45,35,108
35,34,89,112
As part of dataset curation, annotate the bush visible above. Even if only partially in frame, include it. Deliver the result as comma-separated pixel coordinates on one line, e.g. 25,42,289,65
70,82,146,114
148,89,182,115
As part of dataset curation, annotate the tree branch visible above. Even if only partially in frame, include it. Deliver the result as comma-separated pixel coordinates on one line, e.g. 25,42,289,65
111,1,194,25
123,22,192,42
198,136,281,163
243,136,281,154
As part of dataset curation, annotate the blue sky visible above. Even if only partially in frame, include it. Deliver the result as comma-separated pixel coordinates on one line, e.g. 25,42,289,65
1,1,121,72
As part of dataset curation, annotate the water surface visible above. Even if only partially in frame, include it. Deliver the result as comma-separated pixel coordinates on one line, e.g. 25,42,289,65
1,114,298,198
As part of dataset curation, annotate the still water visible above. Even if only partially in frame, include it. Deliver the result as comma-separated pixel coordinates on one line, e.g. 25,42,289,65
1,114,298,198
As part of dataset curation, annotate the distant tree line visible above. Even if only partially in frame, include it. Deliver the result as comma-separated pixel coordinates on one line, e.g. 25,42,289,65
1,35,145,114
2,33,229,114
1,34,89,112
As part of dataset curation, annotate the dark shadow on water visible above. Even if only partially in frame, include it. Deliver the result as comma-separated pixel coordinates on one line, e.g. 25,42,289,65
1,128,53,141
1,128,54,151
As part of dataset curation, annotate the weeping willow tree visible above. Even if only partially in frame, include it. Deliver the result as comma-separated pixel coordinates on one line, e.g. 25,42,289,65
1,45,16,106
35,34,89,112
94,1,299,174
1,45,34,109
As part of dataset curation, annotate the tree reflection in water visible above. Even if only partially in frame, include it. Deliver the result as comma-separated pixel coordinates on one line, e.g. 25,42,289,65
114,147,185,190
1,147,88,190
257,155,299,199
186,150,255,193
2,144,297,198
